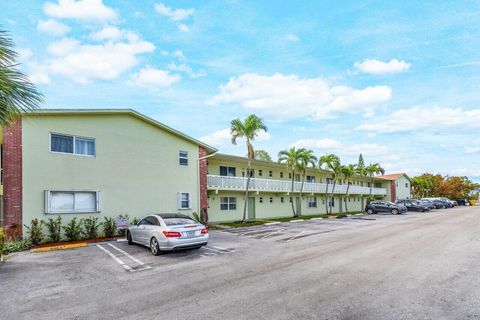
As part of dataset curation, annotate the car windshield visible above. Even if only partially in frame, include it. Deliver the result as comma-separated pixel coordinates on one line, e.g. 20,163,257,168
163,218,196,226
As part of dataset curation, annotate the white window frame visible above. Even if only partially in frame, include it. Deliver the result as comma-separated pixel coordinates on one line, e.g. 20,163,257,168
49,132,96,157
44,190,100,214
179,151,189,166
307,197,317,208
219,166,236,177
178,192,192,210
220,197,237,211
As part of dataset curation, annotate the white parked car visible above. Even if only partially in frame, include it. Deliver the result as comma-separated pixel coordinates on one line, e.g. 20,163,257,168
127,214,209,255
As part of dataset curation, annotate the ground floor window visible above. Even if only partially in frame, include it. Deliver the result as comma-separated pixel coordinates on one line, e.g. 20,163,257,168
220,197,236,210
45,191,99,213
178,192,191,209
307,197,317,208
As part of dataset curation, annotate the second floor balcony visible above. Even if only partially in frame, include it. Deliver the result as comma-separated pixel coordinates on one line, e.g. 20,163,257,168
207,175,387,196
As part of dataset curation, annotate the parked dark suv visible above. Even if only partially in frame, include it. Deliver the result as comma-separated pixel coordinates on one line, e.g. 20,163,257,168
396,199,430,212
365,201,408,215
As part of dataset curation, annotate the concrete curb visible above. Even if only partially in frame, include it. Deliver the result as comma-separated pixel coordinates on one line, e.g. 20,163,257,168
30,242,87,253
265,222,281,225
290,219,304,223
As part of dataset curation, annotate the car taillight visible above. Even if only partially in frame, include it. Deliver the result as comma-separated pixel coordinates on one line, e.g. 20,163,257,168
163,231,181,238
201,228,208,235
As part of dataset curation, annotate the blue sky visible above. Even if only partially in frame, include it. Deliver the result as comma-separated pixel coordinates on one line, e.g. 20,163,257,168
3,0,480,181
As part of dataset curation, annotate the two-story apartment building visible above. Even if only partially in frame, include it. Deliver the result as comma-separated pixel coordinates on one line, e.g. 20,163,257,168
0,108,411,238
205,154,392,222
376,173,412,201
1,109,216,238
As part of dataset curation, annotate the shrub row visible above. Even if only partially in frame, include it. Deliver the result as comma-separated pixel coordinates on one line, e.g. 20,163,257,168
24,215,140,245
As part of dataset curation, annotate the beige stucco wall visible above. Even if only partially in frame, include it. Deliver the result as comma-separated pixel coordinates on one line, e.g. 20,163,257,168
22,113,201,233
207,191,366,222
395,175,411,200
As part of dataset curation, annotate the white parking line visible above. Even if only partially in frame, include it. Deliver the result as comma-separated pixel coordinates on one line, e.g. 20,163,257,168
97,244,132,271
106,243,149,268
286,231,305,242
261,228,285,239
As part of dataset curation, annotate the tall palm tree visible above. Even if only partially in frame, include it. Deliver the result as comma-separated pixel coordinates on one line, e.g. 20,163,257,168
297,149,317,216
365,163,385,196
318,154,340,214
0,29,42,125
278,147,305,217
328,160,343,214
230,114,268,222
341,164,357,213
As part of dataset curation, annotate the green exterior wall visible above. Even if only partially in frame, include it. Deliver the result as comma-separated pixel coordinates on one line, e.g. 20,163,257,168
22,113,202,234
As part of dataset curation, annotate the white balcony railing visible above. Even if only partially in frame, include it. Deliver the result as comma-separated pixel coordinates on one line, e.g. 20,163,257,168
207,175,387,196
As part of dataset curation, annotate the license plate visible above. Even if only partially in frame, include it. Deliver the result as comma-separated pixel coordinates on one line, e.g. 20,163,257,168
184,231,195,237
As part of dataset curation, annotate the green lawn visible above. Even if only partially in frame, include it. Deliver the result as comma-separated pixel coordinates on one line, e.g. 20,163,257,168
214,211,365,228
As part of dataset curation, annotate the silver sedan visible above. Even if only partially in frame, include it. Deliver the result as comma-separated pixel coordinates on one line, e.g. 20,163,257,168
127,214,209,255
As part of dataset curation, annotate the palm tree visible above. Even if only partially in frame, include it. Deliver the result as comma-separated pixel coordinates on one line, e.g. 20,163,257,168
297,149,317,216
365,163,385,196
0,29,43,125
278,147,306,217
318,154,340,214
341,164,357,213
328,160,343,214
231,114,268,222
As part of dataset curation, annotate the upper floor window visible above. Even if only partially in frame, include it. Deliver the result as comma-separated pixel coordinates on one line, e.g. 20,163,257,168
220,166,236,177
306,175,315,183
280,172,284,178
51,133,95,156
258,170,263,176
179,151,188,166
405,183,409,188
269,171,273,177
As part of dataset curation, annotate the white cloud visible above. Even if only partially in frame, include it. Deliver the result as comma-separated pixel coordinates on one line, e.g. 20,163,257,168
46,33,155,84
154,3,194,21
29,72,51,85
161,49,185,60
200,128,270,147
17,48,33,61
208,73,391,120
130,66,180,90
284,33,299,42
167,62,206,78
292,138,390,157
465,140,480,154
37,19,71,36
354,59,411,74
357,106,480,133
178,24,190,32
43,0,118,24
89,26,124,41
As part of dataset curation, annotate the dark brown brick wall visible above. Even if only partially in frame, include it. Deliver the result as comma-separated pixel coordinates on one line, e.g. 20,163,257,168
198,147,208,211
2,120,23,239
390,181,397,202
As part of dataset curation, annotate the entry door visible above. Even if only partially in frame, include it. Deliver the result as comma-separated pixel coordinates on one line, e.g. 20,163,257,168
248,197,256,220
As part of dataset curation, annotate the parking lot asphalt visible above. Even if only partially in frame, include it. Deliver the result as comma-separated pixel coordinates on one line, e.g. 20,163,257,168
1,206,480,320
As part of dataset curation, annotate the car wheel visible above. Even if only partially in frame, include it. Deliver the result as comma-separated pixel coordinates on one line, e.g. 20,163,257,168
391,209,399,215
127,231,133,245
150,237,161,256
366,208,374,214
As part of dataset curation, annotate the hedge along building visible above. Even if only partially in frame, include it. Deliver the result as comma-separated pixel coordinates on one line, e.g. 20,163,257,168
0,109,216,238
205,153,396,222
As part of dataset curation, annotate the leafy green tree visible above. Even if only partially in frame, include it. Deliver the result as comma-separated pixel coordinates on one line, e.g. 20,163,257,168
365,163,385,196
318,154,340,214
254,149,272,161
328,160,343,214
231,114,268,222
341,164,357,213
296,149,317,216
0,29,42,125
278,147,306,216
